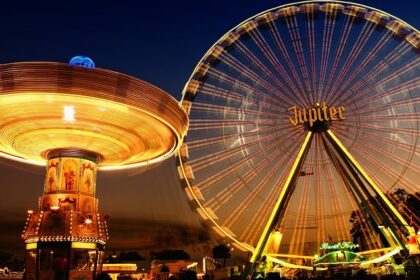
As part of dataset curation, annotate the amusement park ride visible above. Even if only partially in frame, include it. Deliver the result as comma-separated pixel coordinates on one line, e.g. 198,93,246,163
0,0,417,279
176,0,419,277
0,59,188,279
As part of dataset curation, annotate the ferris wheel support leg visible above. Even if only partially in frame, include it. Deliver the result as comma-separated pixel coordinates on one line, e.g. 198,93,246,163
326,130,416,243
244,131,313,279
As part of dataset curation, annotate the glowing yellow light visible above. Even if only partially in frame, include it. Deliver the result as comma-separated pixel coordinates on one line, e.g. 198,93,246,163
71,242,97,249
266,256,327,271
50,206,59,211
63,105,75,122
26,243,37,250
102,263,137,272
0,62,188,170
85,218,93,224
267,253,314,260
27,209,34,214
358,247,396,255
251,131,313,263
360,247,401,265
327,129,415,237
178,0,419,264
187,262,198,269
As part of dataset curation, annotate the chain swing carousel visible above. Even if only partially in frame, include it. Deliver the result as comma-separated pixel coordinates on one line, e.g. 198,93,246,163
0,57,188,280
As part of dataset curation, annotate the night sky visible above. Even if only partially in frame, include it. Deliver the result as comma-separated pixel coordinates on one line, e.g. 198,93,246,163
0,0,418,258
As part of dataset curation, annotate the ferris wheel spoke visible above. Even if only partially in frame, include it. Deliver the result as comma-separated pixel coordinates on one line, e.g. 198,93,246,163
240,137,306,247
199,82,292,113
324,133,412,246
205,143,285,212
287,151,314,255
324,21,375,101
204,67,294,107
326,31,393,103
247,28,307,106
248,131,312,264
327,129,416,237
217,149,298,233
215,52,302,107
224,134,305,227
189,130,280,171
186,126,280,150
337,118,418,137
322,13,354,102
327,142,382,250
190,102,284,118
354,113,420,122
305,9,317,104
189,135,281,172
337,126,415,170
360,165,416,225
284,15,312,101
335,45,416,104
231,40,306,107
318,9,341,102
268,22,308,101
321,137,351,242
348,97,420,114
333,128,418,193
187,122,271,131
242,164,291,246
189,118,282,129
220,51,286,95
194,135,295,192
330,154,362,232
314,137,326,248
333,123,418,166
348,132,417,175
346,74,420,109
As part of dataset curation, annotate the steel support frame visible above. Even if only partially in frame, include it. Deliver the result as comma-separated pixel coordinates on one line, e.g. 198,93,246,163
244,131,313,278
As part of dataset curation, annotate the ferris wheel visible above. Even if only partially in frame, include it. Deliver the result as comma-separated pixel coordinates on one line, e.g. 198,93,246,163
177,0,419,272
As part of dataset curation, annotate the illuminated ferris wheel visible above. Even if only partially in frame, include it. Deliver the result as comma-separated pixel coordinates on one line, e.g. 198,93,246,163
177,0,419,273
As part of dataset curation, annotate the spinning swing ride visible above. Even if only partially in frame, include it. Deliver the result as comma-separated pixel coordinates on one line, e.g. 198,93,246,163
0,60,188,280
176,0,419,274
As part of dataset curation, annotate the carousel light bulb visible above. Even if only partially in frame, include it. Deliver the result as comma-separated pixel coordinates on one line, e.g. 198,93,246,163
63,105,75,122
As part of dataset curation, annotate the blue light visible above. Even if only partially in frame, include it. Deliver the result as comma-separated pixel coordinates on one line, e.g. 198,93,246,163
69,56,95,69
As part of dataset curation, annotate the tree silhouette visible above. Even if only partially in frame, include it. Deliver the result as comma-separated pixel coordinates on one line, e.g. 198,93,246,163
349,211,362,247
119,251,145,261
150,250,190,260
212,244,231,267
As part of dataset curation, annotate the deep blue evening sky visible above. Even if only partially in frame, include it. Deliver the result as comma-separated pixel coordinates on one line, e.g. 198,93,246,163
1,0,418,98
0,0,418,256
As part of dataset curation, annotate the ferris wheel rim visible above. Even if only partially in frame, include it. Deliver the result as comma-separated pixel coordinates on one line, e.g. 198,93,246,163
181,0,419,103
177,0,420,258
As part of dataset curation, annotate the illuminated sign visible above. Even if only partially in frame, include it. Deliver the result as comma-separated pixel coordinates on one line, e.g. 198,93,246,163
288,102,346,127
320,242,359,251
26,243,38,250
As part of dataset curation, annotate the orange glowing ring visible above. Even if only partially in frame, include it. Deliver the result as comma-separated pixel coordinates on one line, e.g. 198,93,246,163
0,62,188,170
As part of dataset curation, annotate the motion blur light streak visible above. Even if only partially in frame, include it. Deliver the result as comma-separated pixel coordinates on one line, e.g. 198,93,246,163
0,62,188,170
0,60,189,280
176,0,419,272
